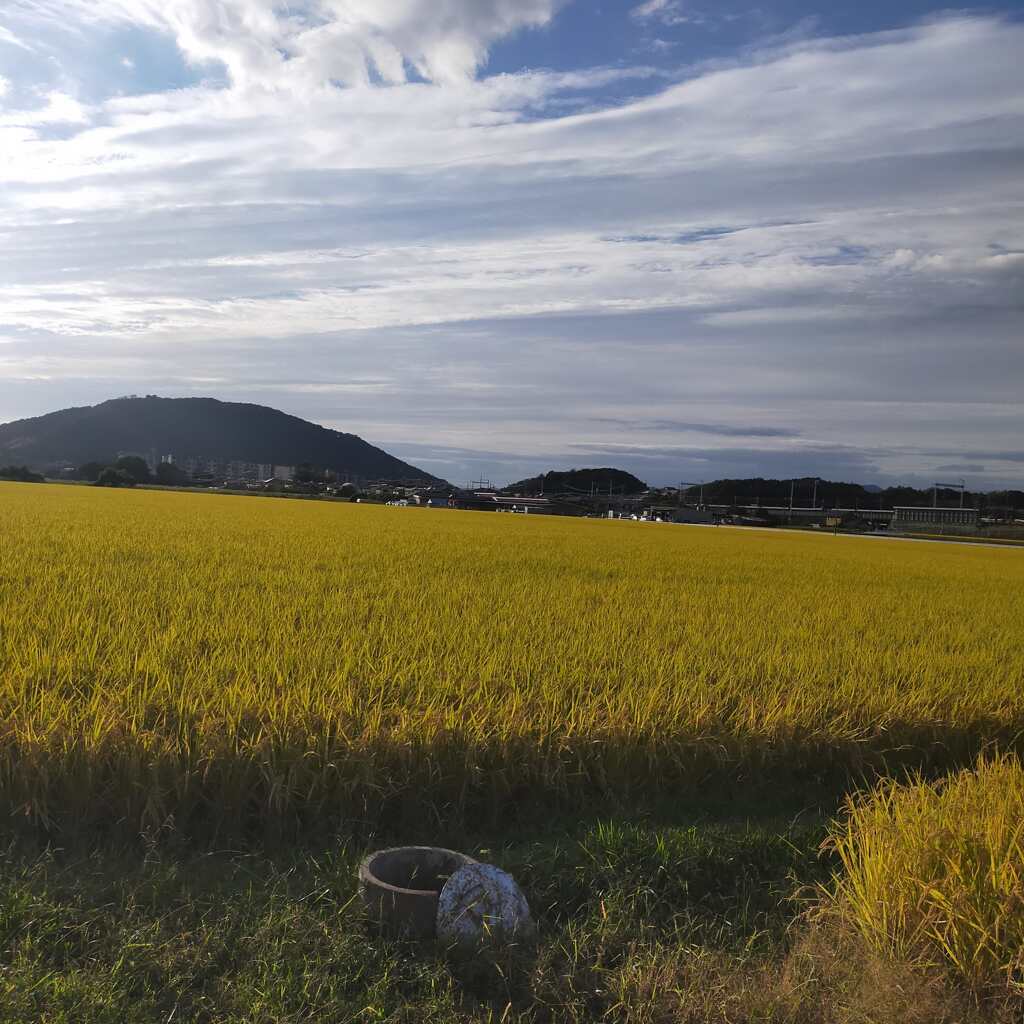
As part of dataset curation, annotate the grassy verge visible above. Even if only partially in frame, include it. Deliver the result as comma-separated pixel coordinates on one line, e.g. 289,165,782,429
2,808,1016,1023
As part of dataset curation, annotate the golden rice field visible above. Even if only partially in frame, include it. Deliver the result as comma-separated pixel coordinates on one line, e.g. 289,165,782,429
1,482,1023,838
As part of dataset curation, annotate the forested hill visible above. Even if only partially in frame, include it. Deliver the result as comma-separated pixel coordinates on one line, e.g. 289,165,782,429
0,396,440,481
684,477,1024,510
502,468,647,495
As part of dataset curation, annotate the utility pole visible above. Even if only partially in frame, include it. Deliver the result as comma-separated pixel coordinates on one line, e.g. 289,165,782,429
812,478,818,509
679,481,701,508
934,480,966,508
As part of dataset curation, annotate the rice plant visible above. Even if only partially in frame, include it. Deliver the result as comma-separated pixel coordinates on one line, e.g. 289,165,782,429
0,482,1022,838
824,754,1024,995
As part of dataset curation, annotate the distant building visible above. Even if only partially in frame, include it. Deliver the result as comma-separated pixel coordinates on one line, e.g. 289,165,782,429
668,507,715,524
261,477,291,492
831,508,894,525
452,493,576,515
169,457,293,483
366,480,421,497
180,456,221,479
225,461,276,482
892,506,979,532
706,504,828,525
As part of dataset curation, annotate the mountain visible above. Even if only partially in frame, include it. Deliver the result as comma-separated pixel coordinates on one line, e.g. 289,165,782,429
0,396,440,482
502,467,647,496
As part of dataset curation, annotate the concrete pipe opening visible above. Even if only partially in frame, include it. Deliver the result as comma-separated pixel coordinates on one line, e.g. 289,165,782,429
359,846,477,939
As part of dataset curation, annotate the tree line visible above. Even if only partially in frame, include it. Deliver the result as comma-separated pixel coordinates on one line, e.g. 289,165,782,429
77,456,189,488
0,465,44,483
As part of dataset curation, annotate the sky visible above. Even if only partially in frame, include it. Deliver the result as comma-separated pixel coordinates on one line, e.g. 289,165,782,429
1,0,1022,489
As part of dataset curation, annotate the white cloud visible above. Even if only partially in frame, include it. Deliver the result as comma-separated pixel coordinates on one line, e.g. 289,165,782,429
16,0,564,89
0,11,1021,485
3,16,1022,204
0,90,90,126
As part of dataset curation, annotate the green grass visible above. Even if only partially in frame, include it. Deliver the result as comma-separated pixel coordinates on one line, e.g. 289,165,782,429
3,812,1015,1024
0,817,821,1023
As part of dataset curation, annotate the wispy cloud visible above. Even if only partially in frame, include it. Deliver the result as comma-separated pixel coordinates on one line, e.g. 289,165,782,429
0,24,35,53
595,419,800,438
631,0,696,28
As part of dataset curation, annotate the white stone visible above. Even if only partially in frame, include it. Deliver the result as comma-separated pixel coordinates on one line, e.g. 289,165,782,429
436,863,533,945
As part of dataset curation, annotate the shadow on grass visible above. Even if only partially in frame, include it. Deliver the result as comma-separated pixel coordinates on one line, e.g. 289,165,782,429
0,805,835,1023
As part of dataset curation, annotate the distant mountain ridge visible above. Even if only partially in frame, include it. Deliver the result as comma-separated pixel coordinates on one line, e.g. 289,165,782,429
0,396,441,482
682,477,1023,509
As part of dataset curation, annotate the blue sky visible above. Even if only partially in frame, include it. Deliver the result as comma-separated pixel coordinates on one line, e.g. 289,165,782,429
1,0,1022,488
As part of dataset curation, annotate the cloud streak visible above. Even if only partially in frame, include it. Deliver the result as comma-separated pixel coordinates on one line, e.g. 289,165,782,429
596,419,800,438
631,0,697,27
